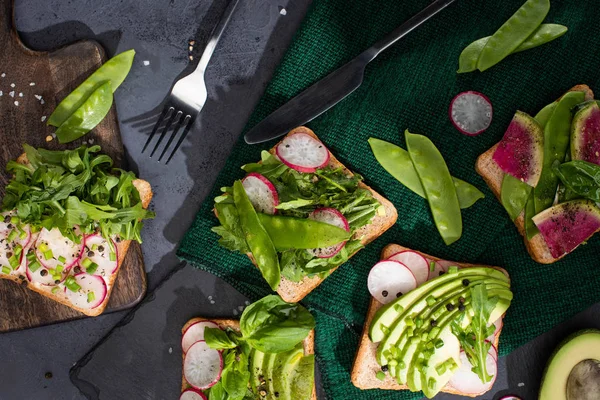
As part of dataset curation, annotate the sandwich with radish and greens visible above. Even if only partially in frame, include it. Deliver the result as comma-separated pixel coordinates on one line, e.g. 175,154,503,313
351,244,512,398
180,295,316,400
0,145,154,316
213,127,397,302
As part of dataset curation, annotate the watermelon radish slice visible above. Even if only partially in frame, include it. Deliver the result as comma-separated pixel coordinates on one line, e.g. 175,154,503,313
492,111,544,187
183,340,223,390
182,320,220,353
242,173,279,214
571,101,600,165
307,208,350,258
449,91,493,136
448,346,498,394
79,234,118,277
276,132,330,173
180,389,207,400
35,227,83,272
63,273,107,309
367,260,417,304
532,200,600,258
387,251,429,285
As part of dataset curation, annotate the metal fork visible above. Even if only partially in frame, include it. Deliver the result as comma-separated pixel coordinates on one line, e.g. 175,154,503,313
142,0,240,164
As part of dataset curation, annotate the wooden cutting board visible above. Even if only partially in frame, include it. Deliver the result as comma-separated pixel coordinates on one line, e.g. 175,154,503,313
0,0,147,332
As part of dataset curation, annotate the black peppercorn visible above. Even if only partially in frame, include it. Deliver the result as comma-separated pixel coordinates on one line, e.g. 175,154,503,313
98,245,105,252
87,251,95,257
458,297,466,304
430,319,437,327
396,292,403,298
381,365,389,372
40,269,48,276
458,304,466,312
382,290,388,297
462,279,470,287
446,303,455,311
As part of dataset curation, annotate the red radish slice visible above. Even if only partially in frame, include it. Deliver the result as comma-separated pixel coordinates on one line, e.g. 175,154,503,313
387,251,429,285
436,259,460,272
180,389,207,400
500,397,522,400
63,273,107,309
486,318,503,343
368,260,417,304
276,132,330,173
242,173,279,214
184,340,223,390
80,234,118,277
449,91,493,136
182,320,220,353
307,208,350,258
35,227,83,272
428,261,446,281
448,346,498,394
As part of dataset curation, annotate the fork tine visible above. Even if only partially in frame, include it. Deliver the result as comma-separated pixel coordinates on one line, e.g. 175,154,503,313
142,106,172,154
158,112,189,162
165,115,194,165
150,108,180,157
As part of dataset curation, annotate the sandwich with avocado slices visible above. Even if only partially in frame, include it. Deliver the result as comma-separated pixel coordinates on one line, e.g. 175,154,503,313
212,127,397,302
180,295,316,400
351,244,513,398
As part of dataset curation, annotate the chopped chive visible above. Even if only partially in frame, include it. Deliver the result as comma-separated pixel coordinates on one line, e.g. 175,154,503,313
87,292,96,303
56,265,64,273
19,230,27,239
435,339,444,348
429,261,435,272
81,258,93,268
429,327,441,339
43,249,54,260
109,252,116,262
28,261,41,273
58,256,66,263
10,216,19,224
448,266,459,274
8,255,19,269
388,359,398,367
7,230,17,241
26,251,36,261
376,371,385,381
435,361,447,375
86,262,98,274
14,244,22,256
38,243,49,252
405,317,414,326
415,318,423,328
2,266,11,274
393,304,403,313
30,225,40,233
65,277,81,292
51,287,60,294
428,378,436,390
421,332,428,341
92,244,98,251
52,274,61,282
410,336,421,344
399,361,406,369
390,346,398,358
426,295,436,306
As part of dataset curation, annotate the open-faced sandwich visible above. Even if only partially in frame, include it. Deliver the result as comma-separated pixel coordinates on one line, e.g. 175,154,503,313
477,85,600,263
351,244,513,398
180,295,316,400
212,127,397,302
0,145,153,316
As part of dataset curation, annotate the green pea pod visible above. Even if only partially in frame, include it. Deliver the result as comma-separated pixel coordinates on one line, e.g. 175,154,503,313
554,160,600,202
534,101,557,127
534,91,585,213
524,191,539,239
55,82,113,144
257,213,351,250
501,174,532,221
477,0,550,72
458,24,567,73
405,131,462,245
233,180,280,290
48,49,135,127
368,138,484,209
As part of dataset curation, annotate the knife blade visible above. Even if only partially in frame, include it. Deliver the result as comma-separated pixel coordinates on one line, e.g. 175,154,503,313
244,0,457,144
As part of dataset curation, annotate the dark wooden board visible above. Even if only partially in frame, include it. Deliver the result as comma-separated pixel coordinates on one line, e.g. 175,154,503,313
0,0,146,332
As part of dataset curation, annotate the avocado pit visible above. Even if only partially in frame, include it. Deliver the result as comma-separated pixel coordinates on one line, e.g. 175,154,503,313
566,359,600,400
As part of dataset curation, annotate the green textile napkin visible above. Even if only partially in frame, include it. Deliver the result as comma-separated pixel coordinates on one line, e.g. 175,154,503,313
178,0,600,398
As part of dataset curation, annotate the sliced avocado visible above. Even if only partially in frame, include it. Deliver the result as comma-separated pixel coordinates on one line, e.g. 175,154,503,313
272,344,304,400
265,352,277,399
539,329,600,400
289,354,315,400
422,326,461,398
249,349,266,394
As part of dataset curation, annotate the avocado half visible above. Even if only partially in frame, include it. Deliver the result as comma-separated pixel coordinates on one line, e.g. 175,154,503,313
539,329,600,400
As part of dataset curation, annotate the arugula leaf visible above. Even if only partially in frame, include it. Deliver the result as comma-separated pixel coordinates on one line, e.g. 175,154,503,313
205,328,239,350
208,381,229,400
221,349,251,400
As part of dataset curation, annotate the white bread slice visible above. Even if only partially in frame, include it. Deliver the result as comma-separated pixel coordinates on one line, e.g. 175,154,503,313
0,152,153,317
475,85,595,264
181,317,317,400
227,126,397,303
351,244,509,397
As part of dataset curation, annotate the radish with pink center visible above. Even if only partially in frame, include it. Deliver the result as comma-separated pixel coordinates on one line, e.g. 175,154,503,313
367,260,417,304
63,273,107,309
387,250,429,285
79,234,118,277
307,208,350,258
183,340,223,390
34,227,83,272
182,320,220,353
448,346,498,394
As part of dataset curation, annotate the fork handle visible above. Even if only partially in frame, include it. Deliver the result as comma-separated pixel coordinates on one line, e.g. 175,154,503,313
195,0,240,75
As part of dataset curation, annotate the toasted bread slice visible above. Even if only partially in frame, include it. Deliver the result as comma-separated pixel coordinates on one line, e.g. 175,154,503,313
351,244,509,397
231,126,397,302
0,153,153,317
475,85,595,264
181,317,317,399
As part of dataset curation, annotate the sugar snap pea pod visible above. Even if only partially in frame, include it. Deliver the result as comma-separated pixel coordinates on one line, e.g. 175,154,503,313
55,81,113,144
501,174,532,221
48,49,135,127
233,180,280,290
477,0,550,72
534,91,585,213
405,131,462,245
368,138,484,209
534,101,557,127
524,191,538,239
257,213,351,250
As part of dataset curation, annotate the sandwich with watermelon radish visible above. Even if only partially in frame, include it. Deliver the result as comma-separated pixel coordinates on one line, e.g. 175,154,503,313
351,244,512,398
476,85,600,263
213,127,397,302
0,145,154,316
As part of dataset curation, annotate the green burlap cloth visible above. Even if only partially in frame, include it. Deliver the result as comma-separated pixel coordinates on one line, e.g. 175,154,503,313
178,0,600,398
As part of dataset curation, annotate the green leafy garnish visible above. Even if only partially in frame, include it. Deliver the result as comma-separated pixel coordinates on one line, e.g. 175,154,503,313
205,327,239,350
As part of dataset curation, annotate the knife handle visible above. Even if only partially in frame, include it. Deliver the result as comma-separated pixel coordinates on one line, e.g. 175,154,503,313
362,0,457,61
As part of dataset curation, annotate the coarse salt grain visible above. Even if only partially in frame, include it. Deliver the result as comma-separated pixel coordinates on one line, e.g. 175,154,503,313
41,116,46,122
143,60,150,66
210,300,215,304
14,101,19,106
517,383,525,387
18,92,23,97
9,91,14,97
40,99,45,105
168,347,172,354
10,83,15,88
29,82,35,86
0,91,2,96
280,8,287,15
233,309,239,316
1,73,5,78
34,95,42,100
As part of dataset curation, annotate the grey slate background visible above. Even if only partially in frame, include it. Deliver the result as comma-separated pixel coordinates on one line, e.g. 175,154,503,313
1,1,600,399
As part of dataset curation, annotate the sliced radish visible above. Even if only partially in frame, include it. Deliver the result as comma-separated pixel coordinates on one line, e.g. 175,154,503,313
180,389,207,400
242,173,279,214
436,259,460,272
184,340,223,390
35,227,83,272
449,91,493,136
276,132,330,173
307,208,350,258
368,260,417,304
63,273,107,309
0,212,31,275
427,261,446,281
487,318,503,343
448,346,498,394
387,251,429,285
182,320,220,353
500,397,522,400
80,234,118,277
